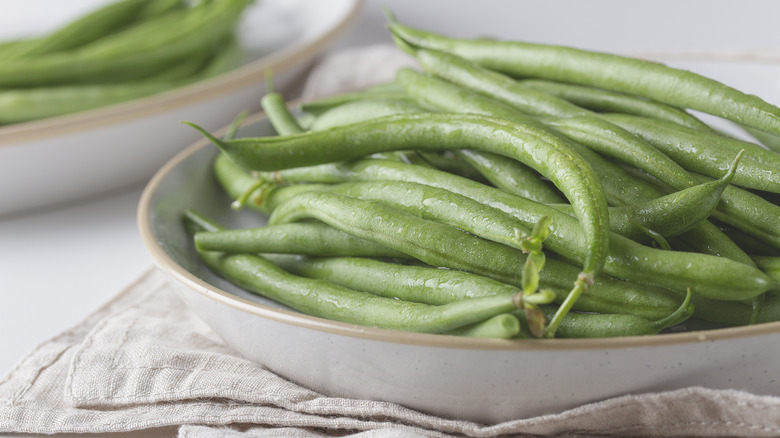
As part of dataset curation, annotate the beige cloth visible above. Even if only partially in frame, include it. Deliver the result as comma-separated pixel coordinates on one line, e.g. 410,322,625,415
3,46,780,437
2,268,780,437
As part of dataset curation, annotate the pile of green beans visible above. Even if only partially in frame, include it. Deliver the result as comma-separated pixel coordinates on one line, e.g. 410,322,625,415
184,12,780,339
0,0,251,124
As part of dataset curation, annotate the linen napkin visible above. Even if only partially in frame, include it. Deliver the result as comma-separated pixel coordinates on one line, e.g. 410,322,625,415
3,45,780,437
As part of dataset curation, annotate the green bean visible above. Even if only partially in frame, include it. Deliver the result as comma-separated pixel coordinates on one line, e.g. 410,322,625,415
385,12,780,137
261,92,305,136
690,294,780,326
553,154,738,242
518,79,714,132
443,314,521,338
1,0,159,60
565,139,757,264
602,114,780,194
194,221,408,259
0,0,250,87
754,257,780,287
310,99,426,131
539,290,692,338
185,112,612,314
300,82,413,116
455,150,565,204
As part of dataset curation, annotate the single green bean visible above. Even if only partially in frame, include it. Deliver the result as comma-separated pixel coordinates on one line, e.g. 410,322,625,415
603,114,780,194
310,99,426,131
518,79,713,132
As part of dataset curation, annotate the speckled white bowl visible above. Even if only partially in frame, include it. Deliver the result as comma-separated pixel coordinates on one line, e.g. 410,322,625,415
138,109,780,424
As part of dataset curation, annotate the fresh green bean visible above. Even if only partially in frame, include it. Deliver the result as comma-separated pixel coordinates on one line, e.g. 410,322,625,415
194,221,408,259
261,92,305,136
310,99,426,131
443,314,522,338
602,114,780,194
385,12,780,137
518,79,713,132
538,290,692,338
552,154,738,242
455,150,565,204
300,82,413,116
690,294,780,326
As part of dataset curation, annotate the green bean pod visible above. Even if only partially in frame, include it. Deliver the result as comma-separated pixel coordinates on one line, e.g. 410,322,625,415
603,114,780,193
300,82,413,116
518,79,713,132
310,99,426,131
552,158,736,242
455,150,565,204
386,12,780,137
194,221,407,259
261,92,305,136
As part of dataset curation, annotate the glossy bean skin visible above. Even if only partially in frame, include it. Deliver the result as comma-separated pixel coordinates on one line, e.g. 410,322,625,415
187,112,612,292
518,79,713,132
194,221,408,259
386,15,780,137
603,114,780,194
455,150,565,204
185,211,525,334
552,166,733,242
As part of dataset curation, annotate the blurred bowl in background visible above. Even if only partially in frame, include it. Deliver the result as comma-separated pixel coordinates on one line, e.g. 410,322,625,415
0,0,360,217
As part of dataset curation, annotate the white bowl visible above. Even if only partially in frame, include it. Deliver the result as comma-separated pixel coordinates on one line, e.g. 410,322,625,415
138,105,780,423
0,0,360,217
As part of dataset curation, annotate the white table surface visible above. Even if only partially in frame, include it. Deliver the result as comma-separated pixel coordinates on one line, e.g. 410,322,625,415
2,0,780,435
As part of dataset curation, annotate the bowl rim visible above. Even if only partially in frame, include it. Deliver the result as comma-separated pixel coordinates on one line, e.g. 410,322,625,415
0,0,362,147
138,111,780,351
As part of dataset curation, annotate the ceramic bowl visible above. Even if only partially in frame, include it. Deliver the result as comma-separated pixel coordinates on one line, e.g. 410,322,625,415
138,103,780,423
0,0,360,217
